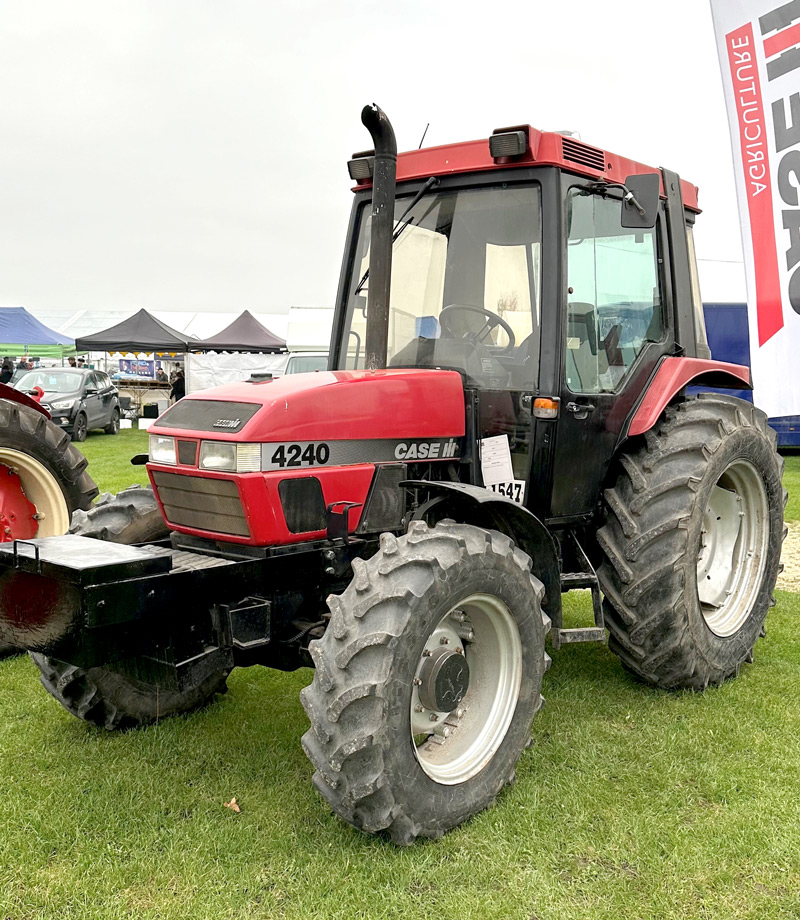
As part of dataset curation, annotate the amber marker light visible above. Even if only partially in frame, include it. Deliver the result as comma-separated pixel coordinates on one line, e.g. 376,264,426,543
533,397,560,420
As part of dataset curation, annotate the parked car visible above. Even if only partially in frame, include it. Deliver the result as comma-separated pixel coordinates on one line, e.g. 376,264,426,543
14,368,120,441
283,351,329,374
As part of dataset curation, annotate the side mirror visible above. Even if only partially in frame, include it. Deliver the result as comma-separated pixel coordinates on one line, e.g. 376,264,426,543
621,173,660,229
85,386,98,395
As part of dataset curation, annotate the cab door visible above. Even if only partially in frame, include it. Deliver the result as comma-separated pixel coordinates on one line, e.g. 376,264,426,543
547,181,669,520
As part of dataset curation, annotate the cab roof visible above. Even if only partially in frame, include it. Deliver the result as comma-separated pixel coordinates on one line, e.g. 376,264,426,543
353,125,699,212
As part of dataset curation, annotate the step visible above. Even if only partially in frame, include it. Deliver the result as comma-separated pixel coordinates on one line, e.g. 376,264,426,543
560,572,598,590
555,627,606,644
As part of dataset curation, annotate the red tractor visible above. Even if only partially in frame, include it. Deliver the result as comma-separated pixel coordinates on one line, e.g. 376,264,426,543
0,106,784,844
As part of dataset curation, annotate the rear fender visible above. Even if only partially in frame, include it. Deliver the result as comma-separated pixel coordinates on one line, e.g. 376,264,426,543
402,479,561,628
626,356,751,438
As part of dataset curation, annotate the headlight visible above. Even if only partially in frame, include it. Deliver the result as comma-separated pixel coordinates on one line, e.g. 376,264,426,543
50,399,75,410
199,441,236,471
199,441,261,472
149,435,177,465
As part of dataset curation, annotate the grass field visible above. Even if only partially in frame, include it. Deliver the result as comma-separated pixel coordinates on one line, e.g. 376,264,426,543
0,435,798,919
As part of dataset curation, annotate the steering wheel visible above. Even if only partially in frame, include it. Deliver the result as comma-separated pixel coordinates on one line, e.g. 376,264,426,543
439,304,516,353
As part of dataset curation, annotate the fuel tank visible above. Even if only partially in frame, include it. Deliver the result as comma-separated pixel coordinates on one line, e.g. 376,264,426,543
146,368,466,546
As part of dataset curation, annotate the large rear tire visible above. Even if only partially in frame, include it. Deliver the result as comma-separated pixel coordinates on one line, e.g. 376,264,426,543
301,521,550,844
597,394,785,690
31,487,228,727
0,399,98,658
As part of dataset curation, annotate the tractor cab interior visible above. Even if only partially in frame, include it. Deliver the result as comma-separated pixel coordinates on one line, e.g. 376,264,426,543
340,182,542,391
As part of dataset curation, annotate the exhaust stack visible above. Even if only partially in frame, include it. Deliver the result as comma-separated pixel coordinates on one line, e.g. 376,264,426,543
361,104,397,371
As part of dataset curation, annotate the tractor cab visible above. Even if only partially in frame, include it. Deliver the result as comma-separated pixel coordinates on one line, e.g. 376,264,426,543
331,123,717,523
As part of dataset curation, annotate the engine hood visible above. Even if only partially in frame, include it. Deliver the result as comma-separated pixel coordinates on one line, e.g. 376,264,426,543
151,368,466,442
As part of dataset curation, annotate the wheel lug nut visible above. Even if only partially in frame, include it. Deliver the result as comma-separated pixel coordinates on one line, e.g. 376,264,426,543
415,705,425,713
422,649,432,657
429,713,439,722
440,636,449,645
413,678,422,686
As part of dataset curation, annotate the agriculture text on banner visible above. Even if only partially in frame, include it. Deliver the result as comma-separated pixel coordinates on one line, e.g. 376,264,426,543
710,0,800,417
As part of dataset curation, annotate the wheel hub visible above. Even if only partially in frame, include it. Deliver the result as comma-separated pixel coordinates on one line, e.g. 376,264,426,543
410,595,523,785
0,464,39,542
696,459,769,637
417,646,470,713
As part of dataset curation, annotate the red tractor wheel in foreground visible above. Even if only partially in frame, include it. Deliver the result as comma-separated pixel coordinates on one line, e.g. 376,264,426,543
0,394,98,657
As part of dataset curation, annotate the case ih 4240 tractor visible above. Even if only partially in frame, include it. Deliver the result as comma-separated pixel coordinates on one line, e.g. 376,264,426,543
0,106,785,844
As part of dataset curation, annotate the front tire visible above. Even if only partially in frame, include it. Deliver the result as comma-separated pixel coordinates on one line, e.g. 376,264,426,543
71,412,87,442
69,485,169,543
301,521,550,844
597,394,785,690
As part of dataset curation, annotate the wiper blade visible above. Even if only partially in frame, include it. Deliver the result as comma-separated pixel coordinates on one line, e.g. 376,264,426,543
354,176,440,296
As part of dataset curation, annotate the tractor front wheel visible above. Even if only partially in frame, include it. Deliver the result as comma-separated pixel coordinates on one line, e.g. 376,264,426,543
31,486,228,728
597,394,785,690
301,521,550,844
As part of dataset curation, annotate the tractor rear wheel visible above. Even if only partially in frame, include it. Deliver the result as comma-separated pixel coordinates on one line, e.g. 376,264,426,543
300,520,550,844
0,399,98,658
597,394,785,690
30,487,229,728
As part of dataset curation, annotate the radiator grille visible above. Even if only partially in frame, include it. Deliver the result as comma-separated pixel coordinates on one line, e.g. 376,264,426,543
561,137,606,171
152,471,250,537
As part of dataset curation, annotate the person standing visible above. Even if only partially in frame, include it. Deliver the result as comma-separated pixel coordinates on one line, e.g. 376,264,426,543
170,369,185,402
0,360,13,384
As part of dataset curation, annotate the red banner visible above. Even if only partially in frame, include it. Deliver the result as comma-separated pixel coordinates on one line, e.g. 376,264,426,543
725,23,783,345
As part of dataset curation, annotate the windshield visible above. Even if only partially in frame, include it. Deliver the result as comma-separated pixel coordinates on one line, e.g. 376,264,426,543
16,371,82,393
339,183,542,389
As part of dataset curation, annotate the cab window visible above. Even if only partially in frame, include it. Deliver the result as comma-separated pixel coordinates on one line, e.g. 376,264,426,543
565,189,662,394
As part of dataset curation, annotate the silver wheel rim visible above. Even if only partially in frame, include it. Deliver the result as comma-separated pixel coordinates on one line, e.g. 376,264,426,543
0,448,70,537
410,593,522,785
697,459,769,637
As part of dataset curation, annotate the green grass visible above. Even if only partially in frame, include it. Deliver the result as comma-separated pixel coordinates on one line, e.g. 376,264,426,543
73,428,151,495
0,436,798,918
781,452,800,523
1,592,799,919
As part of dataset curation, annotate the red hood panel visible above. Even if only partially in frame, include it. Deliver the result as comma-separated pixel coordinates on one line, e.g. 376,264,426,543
155,368,466,441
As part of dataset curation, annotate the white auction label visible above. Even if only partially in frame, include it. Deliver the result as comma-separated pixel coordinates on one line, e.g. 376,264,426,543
479,435,514,486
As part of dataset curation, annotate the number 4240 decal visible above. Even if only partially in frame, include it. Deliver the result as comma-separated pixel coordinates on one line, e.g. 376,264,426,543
270,443,330,468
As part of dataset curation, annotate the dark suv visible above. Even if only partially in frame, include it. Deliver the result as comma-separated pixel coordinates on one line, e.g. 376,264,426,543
15,368,120,441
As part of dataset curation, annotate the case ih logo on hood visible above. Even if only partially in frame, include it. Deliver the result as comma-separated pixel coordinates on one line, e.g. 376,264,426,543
213,418,242,429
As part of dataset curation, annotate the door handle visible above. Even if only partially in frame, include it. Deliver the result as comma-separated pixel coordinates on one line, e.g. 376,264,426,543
566,401,595,420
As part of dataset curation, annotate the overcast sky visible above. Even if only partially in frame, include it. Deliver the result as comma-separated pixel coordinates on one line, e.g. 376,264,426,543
0,0,741,315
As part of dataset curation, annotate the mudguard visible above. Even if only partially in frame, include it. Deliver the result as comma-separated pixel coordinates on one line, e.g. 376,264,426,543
627,356,751,438
402,479,561,627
